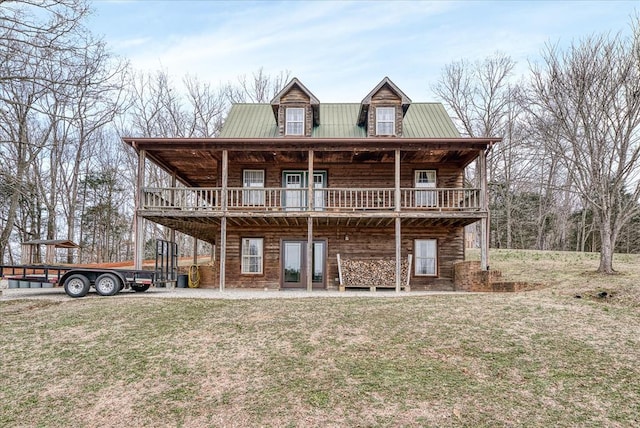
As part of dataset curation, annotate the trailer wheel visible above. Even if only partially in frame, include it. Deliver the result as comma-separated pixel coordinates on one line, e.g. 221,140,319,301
64,274,90,298
131,284,150,293
95,273,121,296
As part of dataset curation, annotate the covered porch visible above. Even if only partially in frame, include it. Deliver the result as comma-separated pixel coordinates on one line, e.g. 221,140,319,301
124,137,497,291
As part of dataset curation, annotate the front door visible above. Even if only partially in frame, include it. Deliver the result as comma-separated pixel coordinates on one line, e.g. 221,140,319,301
281,240,326,288
282,171,327,211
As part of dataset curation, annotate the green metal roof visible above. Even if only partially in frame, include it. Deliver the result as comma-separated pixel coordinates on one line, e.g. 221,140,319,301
219,102,460,138
312,104,364,138
219,104,278,138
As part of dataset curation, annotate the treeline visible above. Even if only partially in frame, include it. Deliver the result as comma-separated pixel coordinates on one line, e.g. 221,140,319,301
1,1,639,272
432,25,640,272
0,0,287,264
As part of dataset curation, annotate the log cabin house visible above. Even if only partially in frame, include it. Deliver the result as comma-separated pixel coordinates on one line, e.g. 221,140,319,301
123,77,500,291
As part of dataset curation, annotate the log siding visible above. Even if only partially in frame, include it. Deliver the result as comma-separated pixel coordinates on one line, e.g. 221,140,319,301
201,224,463,290
126,77,499,291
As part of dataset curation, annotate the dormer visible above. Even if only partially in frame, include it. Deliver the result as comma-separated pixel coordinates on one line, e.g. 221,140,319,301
270,78,320,137
358,77,411,137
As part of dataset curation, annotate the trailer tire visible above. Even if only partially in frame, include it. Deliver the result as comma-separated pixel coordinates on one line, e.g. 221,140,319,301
64,274,90,298
95,273,121,296
131,284,150,293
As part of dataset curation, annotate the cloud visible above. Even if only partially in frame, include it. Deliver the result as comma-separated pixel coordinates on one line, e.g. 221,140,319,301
91,0,638,102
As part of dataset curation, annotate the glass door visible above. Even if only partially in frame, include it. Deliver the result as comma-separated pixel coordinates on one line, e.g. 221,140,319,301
283,242,303,285
284,172,304,211
313,173,325,211
281,240,326,288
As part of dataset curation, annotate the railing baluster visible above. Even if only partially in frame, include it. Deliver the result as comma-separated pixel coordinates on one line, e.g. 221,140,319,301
141,187,481,212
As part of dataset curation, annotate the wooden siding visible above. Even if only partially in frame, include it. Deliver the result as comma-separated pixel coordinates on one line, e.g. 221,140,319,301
226,161,464,189
277,86,313,136
368,86,403,137
201,224,463,291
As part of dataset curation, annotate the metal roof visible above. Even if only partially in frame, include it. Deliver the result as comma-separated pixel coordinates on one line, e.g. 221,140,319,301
219,104,278,138
219,102,460,139
22,239,80,248
403,103,460,138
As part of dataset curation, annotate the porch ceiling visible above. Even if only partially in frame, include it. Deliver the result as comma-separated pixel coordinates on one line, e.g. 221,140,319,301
141,212,484,243
124,137,497,188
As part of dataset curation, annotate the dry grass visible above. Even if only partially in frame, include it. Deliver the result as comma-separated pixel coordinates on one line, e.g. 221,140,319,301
1,249,639,427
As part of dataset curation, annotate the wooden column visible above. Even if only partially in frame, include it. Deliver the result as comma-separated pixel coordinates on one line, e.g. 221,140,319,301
170,171,176,247
219,218,226,291
134,149,146,270
193,238,198,265
307,150,314,292
395,149,401,292
479,149,489,271
219,150,228,291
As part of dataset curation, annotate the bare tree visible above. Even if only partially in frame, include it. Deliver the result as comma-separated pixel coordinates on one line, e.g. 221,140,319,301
433,53,524,248
183,75,226,137
528,22,640,273
0,0,128,263
223,67,291,103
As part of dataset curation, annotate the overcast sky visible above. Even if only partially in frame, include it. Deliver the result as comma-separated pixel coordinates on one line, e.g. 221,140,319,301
88,0,638,102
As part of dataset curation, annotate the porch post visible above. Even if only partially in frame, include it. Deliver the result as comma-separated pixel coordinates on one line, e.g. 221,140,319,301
307,150,314,292
170,171,176,247
479,149,489,271
193,238,198,265
395,149,401,292
219,150,228,291
134,149,146,271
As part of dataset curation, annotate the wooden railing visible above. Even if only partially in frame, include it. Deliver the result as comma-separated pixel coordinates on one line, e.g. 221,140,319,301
142,187,481,212
143,187,220,210
400,188,480,210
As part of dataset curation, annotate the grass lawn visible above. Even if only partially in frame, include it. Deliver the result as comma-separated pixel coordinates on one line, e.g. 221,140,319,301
1,249,639,427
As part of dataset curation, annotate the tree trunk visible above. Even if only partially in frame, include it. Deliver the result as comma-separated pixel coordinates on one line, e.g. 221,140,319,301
597,214,615,274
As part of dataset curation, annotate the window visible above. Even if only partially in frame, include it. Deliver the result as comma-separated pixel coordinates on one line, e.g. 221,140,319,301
286,108,304,135
415,170,437,207
376,107,395,135
241,238,263,274
415,239,437,276
243,170,265,205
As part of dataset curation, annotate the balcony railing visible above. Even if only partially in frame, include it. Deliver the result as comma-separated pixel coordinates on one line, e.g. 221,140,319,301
142,187,482,213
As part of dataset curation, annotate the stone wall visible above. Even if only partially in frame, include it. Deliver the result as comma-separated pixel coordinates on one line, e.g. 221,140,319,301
453,260,502,292
453,261,542,292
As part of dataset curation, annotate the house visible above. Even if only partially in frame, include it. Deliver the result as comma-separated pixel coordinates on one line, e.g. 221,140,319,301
122,77,499,291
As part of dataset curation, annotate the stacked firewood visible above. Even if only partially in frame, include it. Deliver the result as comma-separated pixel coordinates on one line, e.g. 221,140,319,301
341,258,408,287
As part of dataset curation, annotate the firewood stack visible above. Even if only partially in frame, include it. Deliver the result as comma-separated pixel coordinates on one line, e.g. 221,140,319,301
341,258,408,288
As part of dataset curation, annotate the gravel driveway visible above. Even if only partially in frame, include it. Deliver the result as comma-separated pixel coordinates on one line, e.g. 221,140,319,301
1,284,465,301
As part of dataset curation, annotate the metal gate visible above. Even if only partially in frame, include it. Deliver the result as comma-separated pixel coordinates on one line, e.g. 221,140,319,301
155,239,178,287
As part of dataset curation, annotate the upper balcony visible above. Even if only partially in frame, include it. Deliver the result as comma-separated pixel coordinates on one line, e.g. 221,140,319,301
141,186,483,216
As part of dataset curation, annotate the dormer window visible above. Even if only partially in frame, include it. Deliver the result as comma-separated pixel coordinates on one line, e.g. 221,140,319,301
286,108,305,135
376,107,395,135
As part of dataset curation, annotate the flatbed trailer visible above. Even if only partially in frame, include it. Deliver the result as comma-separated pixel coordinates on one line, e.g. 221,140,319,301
1,240,177,298
1,264,156,297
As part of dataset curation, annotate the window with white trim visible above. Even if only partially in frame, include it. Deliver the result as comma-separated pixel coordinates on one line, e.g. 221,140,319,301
376,107,395,135
415,239,437,276
241,238,263,274
415,170,437,207
286,108,304,135
243,170,265,205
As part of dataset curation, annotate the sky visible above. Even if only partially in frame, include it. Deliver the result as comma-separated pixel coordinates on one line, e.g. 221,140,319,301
87,0,638,102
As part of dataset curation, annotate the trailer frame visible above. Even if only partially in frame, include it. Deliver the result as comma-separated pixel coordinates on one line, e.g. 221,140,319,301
1,239,177,298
